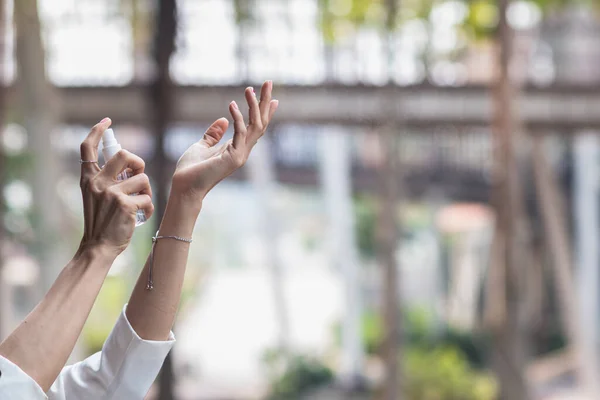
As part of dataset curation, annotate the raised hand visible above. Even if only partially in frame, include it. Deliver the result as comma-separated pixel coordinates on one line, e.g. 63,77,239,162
171,80,279,207
79,118,154,255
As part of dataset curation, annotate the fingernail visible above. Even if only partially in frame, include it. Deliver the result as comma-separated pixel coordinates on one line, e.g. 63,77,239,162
231,101,239,110
273,99,279,107
100,117,110,123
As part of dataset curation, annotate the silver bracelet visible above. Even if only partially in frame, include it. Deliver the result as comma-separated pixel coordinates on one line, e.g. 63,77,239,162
146,230,193,290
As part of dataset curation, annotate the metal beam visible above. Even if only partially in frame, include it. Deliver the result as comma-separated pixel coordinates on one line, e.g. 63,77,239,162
52,84,600,130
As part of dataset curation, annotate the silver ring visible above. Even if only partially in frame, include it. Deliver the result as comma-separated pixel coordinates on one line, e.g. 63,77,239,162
79,159,98,164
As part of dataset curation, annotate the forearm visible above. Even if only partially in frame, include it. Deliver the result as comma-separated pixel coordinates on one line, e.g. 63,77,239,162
126,196,200,341
0,246,115,391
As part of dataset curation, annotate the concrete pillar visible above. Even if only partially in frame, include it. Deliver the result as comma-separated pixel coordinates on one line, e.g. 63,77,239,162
573,133,600,378
318,127,364,386
247,134,290,352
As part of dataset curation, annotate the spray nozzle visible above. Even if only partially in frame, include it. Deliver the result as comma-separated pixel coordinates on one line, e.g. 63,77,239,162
102,128,118,148
101,128,122,162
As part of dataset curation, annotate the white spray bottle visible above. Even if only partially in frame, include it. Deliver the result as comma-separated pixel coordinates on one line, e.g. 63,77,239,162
101,128,147,226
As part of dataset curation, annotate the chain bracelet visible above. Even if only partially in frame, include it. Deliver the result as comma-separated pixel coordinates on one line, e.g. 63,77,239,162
146,230,193,290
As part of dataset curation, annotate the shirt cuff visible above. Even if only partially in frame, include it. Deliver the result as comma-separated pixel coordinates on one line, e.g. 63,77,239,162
99,304,175,397
0,355,48,400
47,304,175,399
120,303,176,344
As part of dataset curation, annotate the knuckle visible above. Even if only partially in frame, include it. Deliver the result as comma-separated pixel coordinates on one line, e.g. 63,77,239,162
80,141,91,154
90,180,104,196
115,149,129,161
124,150,145,170
132,152,144,166
116,194,129,209
103,190,117,203
139,173,150,185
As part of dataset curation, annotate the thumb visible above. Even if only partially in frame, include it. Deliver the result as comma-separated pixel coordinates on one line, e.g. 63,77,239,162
201,118,229,147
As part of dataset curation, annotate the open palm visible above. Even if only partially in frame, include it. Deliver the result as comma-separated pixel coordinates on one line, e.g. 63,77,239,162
171,81,279,202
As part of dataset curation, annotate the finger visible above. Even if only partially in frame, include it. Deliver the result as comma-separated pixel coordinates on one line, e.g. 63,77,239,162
248,101,279,146
245,86,261,127
127,194,155,220
268,100,279,121
259,80,273,126
113,173,152,197
230,101,247,149
201,118,229,147
101,149,145,180
80,117,111,177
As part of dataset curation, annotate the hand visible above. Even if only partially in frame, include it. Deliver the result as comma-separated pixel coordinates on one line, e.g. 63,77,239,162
78,118,154,256
171,81,279,207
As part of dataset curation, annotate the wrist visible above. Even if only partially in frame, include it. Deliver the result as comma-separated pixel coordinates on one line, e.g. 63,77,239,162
169,187,205,214
74,242,118,267
159,195,202,237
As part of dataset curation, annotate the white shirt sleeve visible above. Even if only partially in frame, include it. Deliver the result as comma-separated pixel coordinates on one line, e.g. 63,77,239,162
0,304,175,400
0,356,48,399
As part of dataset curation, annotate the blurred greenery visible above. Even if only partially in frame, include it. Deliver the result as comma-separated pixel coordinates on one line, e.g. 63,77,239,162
263,349,334,400
355,198,434,260
233,0,253,23
333,307,490,368
403,346,497,400
465,0,498,40
355,195,377,259
274,307,496,399
83,276,128,354
316,0,599,62
332,310,381,355
3,150,34,241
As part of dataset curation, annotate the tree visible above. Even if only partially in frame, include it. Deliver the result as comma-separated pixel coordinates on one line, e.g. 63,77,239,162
149,0,177,398
14,0,65,297
120,0,153,82
484,1,532,398
378,2,402,399
0,0,6,340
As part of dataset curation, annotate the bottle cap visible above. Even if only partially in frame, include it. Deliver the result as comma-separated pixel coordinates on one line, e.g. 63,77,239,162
102,128,122,161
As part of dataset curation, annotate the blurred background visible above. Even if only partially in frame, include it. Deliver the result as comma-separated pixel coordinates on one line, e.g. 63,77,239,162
1,0,600,399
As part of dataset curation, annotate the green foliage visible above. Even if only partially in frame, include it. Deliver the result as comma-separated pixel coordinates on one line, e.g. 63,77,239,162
404,307,434,343
82,276,128,354
329,308,497,400
333,308,438,356
263,350,334,400
464,0,499,40
401,0,435,21
3,152,35,240
354,196,377,259
317,0,599,48
234,0,254,24
440,329,489,369
320,0,392,43
332,310,381,355
460,0,598,41
529,0,596,14
333,307,490,370
404,346,497,400
322,0,383,24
